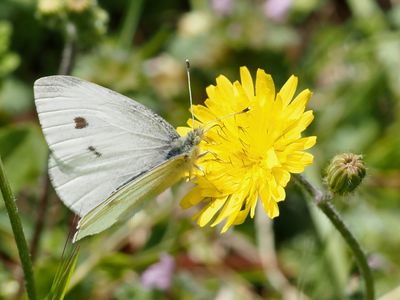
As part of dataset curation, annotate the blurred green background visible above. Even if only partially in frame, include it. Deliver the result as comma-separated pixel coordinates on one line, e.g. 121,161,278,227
0,0,399,299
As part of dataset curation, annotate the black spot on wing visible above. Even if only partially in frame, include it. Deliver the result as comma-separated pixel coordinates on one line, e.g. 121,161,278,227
88,146,102,157
74,117,88,129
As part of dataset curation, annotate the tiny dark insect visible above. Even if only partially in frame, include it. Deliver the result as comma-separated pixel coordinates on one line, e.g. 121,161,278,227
88,146,102,157
74,117,88,129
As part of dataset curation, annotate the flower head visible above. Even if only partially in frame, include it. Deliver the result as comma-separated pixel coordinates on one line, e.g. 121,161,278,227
178,67,316,232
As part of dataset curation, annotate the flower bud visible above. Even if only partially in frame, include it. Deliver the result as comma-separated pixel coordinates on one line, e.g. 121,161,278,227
326,153,366,195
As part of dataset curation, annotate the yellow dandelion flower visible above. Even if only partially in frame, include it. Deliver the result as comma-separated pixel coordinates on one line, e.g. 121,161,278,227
177,67,316,232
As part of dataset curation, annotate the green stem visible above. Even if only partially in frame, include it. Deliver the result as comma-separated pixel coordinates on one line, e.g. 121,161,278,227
58,22,77,75
0,156,37,300
293,174,374,300
118,0,145,49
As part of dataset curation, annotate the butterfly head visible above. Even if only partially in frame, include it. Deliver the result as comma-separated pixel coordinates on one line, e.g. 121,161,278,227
167,127,204,160
185,127,204,147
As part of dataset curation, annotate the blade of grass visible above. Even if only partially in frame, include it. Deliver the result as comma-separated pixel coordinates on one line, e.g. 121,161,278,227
0,156,37,300
118,0,145,49
46,245,80,300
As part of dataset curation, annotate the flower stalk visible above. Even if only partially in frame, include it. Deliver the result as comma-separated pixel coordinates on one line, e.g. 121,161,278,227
0,156,37,300
293,174,374,300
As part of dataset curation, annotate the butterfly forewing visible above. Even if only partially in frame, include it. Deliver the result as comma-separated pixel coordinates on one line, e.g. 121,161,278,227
34,76,180,216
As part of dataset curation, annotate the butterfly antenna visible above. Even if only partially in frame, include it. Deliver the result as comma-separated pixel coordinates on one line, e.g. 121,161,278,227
186,59,195,127
203,107,250,132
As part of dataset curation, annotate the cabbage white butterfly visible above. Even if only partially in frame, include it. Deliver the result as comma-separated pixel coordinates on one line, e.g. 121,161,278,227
34,75,203,242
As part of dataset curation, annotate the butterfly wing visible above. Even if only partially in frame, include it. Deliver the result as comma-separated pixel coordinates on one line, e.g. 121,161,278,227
73,153,192,242
34,75,180,216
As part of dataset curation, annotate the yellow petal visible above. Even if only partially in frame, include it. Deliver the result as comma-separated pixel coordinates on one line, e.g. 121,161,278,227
206,85,216,101
240,66,254,100
300,136,317,150
297,111,314,131
180,187,203,209
216,75,235,102
259,182,271,207
255,69,275,106
193,105,216,123
221,209,242,232
265,148,280,168
249,191,259,218
285,152,314,173
286,89,312,119
272,94,284,116
278,75,298,106
233,81,252,109
233,207,251,225
272,168,291,186
283,111,314,139
211,192,243,227
272,185,286,202
259,183,280,217
176,126,191,137
186,118,202,128
276,136,317,152
196,197,227,227
267,201,280,218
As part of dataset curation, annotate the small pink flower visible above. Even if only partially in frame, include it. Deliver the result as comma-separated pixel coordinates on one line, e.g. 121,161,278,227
212,0,233,16
264,0,292,22
141,253,175,290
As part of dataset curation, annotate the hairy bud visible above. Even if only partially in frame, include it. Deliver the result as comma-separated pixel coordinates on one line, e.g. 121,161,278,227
326,153,366,195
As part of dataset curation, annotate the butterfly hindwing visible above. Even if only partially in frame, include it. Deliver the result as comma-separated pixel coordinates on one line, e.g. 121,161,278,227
74,153,192,241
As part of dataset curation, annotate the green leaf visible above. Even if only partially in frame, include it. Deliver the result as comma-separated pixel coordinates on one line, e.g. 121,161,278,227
46,245,80,300
0,78,32,115
0,124,47,196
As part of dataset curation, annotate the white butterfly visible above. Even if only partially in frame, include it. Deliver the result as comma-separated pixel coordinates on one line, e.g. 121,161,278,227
34,76,203,242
